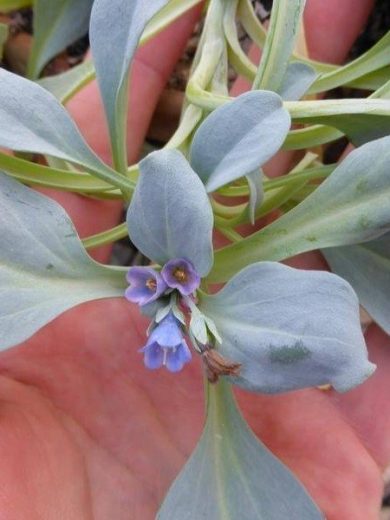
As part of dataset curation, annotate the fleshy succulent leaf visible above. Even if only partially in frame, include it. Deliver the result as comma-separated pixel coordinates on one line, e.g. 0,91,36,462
90,0,169,171
211,136,390,282
0,173,126,350
189,90,291,192
126,149,214,276
0,68,130,191
323,232,390,334
157,380,324,520
279,62,318,101
246,169,264,224
201,262,375,393
28,0,94,79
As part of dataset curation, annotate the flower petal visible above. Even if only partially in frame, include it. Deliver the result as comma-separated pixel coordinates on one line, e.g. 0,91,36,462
161,258,200,295
165,342,192,372
141,342,164,370
148,312,183,348
125,266,167,305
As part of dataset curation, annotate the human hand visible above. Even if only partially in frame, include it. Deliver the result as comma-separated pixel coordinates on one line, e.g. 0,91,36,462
0,1,387,519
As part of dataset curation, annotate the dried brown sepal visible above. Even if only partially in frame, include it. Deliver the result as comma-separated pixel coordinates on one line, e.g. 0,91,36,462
202,349,241,384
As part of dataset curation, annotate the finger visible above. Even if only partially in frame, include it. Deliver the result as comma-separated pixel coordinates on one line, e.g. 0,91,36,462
231,2,385,516
329,325,390,469
67,5,203,165
304,0,376,63
237,386,383,519
231,0,375,176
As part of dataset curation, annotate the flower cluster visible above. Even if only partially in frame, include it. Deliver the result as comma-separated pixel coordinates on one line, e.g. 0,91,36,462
125,258,200,305
125,257,202,373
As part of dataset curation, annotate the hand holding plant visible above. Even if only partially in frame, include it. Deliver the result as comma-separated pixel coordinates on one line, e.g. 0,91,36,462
0,0,389,518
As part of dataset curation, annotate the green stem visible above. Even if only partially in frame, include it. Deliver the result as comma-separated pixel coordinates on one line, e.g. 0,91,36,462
285,97,390,119
186,0,228,109
217,164,334,197
218,227,243,243
284,125,343,150
215,154,331,229
308,31,390,94
211,198,246,218
224,0,256,81
82,222,128,249
0,0,31,11
0,151,123,195
166,104,203,150
252,0,306,91
238,0,334,74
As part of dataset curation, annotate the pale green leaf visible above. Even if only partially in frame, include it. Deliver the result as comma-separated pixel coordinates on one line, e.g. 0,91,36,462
0,68,131,192
158,381,324,519
323,233,390,334
190,91,290,192
280,62,317,101
202,262,374,393
210,136,390,281
28,0,93,79
253,0,307,91
90,0,169,172
38,59,94,104
126,149,214,276
0,173,126,351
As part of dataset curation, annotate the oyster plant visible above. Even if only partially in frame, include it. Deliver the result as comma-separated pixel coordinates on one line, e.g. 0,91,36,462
0,0,389,517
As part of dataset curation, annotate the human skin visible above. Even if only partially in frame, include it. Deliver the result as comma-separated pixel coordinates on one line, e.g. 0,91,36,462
0,1,388,518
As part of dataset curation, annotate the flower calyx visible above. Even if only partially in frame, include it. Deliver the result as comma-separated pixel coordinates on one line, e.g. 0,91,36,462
200,345,241,384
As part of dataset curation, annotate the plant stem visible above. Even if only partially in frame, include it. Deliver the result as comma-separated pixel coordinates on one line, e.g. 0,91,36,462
252,0,307,91
82,222,128,249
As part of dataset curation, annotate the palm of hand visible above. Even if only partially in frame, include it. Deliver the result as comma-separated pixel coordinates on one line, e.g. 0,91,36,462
0,1,389,519
0,300,203,519
0,299,387,519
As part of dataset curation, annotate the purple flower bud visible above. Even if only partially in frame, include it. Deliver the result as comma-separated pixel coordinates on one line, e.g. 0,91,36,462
161,258,200,296
125,266,167,306
140,312,192,372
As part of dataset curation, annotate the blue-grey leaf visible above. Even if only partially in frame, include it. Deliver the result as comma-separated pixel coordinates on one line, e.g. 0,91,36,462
38,59,94,103
28,0,94,79
211,135,390,282
127,149,213,276
0,173,126,350
189,91,291,192
279,62,318,101
158,380,324,520
201,262,375,393
90,0,169,170
323,233,390,334
246,169,264,224
0,68,127,190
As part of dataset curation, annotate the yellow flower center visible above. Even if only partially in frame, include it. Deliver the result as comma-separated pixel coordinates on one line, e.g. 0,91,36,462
145,278,157,291
173,267,187,283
